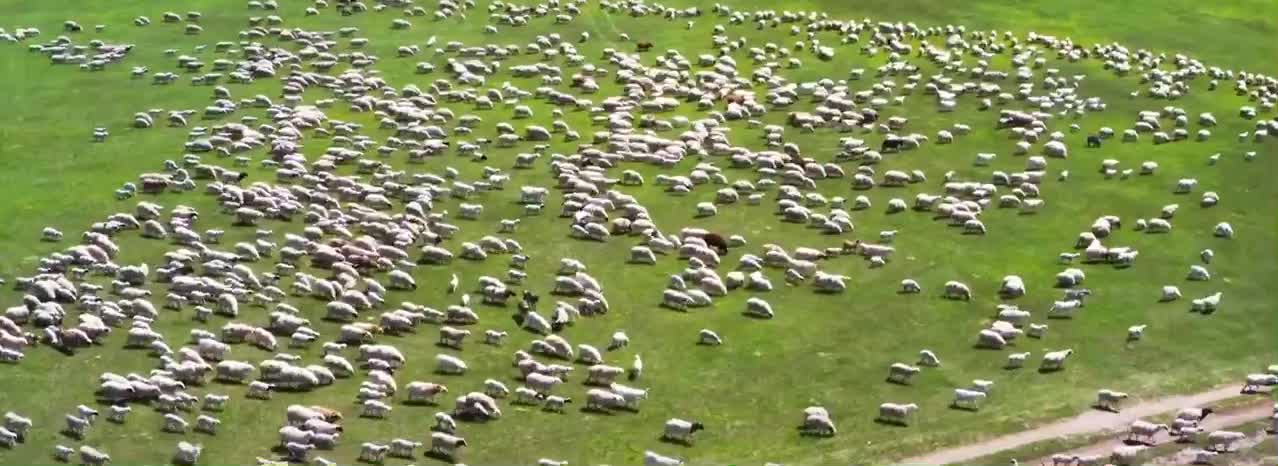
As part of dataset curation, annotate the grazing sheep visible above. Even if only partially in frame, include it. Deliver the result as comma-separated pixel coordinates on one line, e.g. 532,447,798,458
918,350,941,367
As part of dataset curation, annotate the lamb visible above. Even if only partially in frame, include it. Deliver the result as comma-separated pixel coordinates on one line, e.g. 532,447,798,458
1006,352,1032,369
877,402,919,426
1096,389,1129,412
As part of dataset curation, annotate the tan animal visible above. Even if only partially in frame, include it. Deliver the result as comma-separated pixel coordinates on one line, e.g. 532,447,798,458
309,406,344,422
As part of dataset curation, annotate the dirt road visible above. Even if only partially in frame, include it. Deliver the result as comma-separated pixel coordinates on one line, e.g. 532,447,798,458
898,385,1264,465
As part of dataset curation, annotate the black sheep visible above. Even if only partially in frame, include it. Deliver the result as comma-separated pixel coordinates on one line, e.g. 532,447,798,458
702,233,729,255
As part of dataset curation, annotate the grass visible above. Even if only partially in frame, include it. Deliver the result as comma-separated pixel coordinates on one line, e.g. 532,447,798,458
0,0,1276,465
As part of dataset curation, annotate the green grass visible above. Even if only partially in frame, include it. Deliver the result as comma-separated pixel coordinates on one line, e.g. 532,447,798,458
0,1,1276,465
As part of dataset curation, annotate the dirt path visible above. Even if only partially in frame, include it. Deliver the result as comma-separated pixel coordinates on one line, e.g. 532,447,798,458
1026,403,1272,466
898,385,1260,465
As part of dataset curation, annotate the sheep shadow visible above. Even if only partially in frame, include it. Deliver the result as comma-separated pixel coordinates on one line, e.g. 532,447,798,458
739,311,773,320
872,418,910,428
422,451,458,463
884,378,912,386
658,435,694,447
949,403,980,412
400,399,440,407
1037,367,1065,374
579,406,615,416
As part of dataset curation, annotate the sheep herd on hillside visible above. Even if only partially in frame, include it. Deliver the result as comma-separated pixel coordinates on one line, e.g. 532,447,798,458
2,0,1277,464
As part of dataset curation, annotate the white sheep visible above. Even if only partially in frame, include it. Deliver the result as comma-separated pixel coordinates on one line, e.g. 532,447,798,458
1041,349,1074,371
1096,389,1129,411
877,403,919,426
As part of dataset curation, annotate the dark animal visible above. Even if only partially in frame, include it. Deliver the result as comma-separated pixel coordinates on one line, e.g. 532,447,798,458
237,172,249,182
636,42,653,52
881,138,906,152
702,233,729,255
1087,135,1102,148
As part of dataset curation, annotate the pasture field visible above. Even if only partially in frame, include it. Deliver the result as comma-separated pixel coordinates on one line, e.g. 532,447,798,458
0,0,1275,465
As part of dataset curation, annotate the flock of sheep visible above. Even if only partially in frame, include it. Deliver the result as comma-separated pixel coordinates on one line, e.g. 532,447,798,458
2,0,1277,464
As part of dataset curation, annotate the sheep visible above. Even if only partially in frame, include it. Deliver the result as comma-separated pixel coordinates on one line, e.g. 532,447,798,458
435,354,468,375
361,400,392,419
744,297,775,318
1191,292,1222,313
1126,420,1168,445
644,450,685,466
389,439,421,459
173,441,202,465
877,403,919,426
1127,325,1147,341
162,413,189,433
430,432,467,459
944,281,972,300
1214,222,1234,238
193,415,220,434
64,415,90,438
900,279,922,294
919,350,941,367
1110,445,1146,466
358,442,390,463
1096,389,1129,412
1006,352,1032,369
952,388,987,410
886,363,921,384
1187,265,1211,281
406,382,448,404
1041,349,1075,371
1242,373,1278,393
1161,286,1183,302
79,446,111,466
1205,430,1246,452
663,418,706,444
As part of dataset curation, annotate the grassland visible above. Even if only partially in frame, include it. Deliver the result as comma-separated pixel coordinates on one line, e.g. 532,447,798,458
0,0,1275,465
